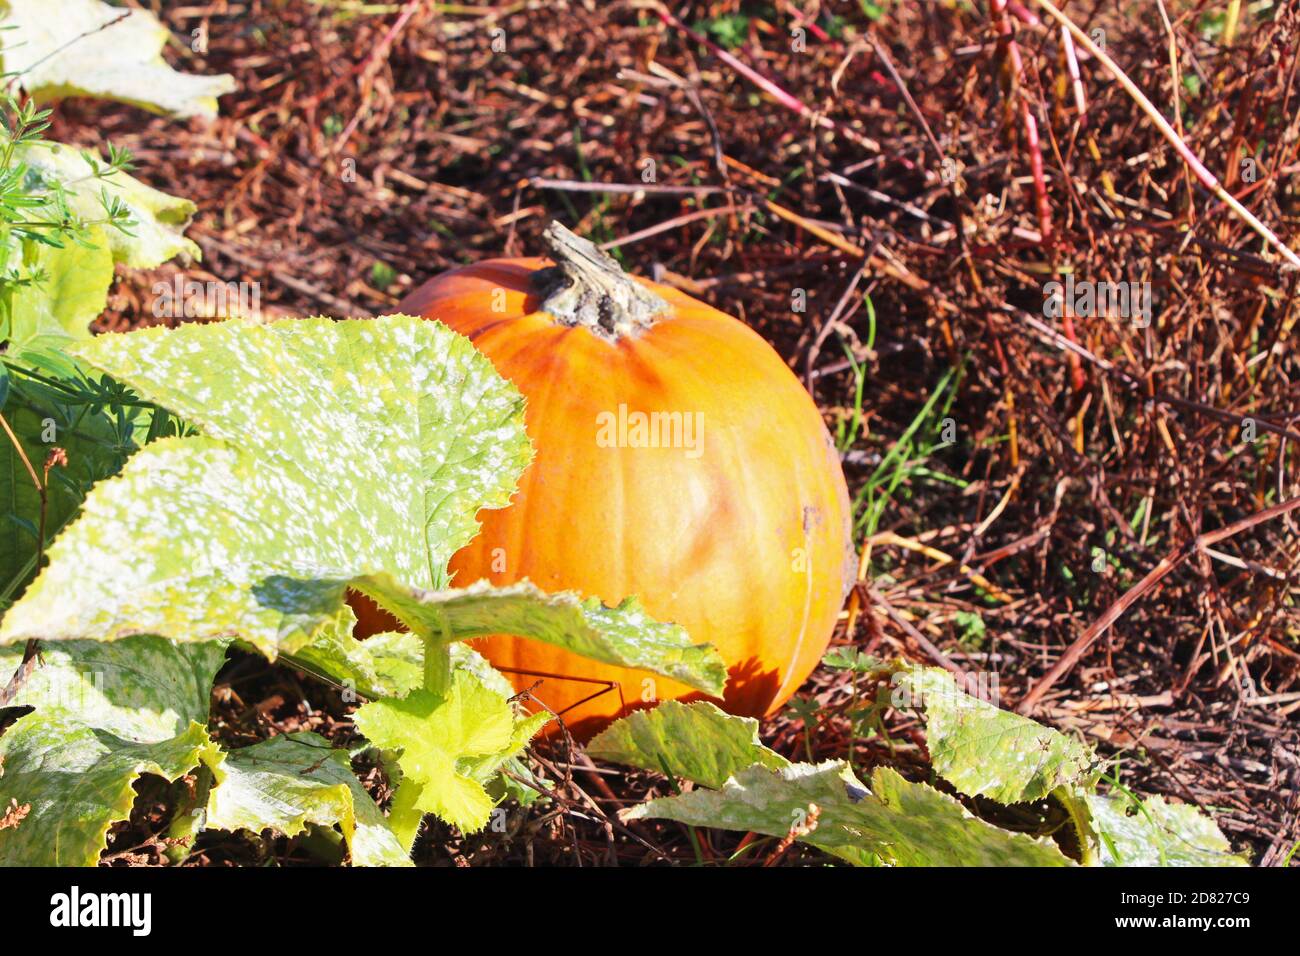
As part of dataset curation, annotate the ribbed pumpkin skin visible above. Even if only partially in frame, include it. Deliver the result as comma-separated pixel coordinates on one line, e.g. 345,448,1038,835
387,258,853,738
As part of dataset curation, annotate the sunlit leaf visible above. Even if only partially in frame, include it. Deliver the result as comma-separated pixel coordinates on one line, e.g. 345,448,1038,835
201,732,412,867
0,0,235,119
0,636,226,865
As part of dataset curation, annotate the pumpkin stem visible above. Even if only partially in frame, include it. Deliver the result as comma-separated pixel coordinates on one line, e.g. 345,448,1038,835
533,221,669,339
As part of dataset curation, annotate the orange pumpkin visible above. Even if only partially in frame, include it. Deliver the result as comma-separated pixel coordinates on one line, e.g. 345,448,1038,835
355,223,855,739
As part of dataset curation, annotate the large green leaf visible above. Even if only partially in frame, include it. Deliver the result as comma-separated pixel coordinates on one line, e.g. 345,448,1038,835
625,761,1074,867
355,577,728,697
1088,791,1248,867
890,666,1100,804
354,670,549,833
200,732,412,867
0,636,226,865
16,142,202,267
588,700,788,789
0,315,531,656
0,0,235,120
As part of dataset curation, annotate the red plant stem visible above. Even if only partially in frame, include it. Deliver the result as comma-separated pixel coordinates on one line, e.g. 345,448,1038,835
1027,0,1300,271
656,9,878,153
990,0,1053,245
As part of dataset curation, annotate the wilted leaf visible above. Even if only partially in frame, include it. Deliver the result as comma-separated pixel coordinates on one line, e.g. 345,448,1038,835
1087,791,1248,867
625,761,1074,867
0,0,235,119
890,666,1100,804
17,142,202,267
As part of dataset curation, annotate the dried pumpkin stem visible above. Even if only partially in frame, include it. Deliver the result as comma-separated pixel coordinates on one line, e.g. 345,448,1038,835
533,221,668,340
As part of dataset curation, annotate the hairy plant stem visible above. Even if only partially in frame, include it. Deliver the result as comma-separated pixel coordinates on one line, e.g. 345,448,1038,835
422,611,453,697
1053,786,1097,866
532,221,668,340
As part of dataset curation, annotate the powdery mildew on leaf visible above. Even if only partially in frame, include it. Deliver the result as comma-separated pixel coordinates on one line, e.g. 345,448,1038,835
0,315,532,658
587,700,789,789
0,636,226,865
201,732,411,867
1087,791,1249,867
625,761,1074,867
0,0,235,120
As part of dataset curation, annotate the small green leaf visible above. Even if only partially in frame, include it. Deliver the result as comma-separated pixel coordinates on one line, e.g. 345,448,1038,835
0,0,235,120
0,636,227,866
1087,791,1248,867
201,732,412,867
353,670,548,833
821,647,889,674
624,762,1074,867
289,619,514,701
588,700,788,789
358,576,728,697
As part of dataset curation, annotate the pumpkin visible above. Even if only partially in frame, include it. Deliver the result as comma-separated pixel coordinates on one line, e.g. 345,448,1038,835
353,223,855,739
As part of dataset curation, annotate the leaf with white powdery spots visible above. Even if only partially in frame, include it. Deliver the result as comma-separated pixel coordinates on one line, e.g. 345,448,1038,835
890,666,1100,804
0,636,226,865
0,0,235,119
1087,791,1248,867
0,315,532,658
200,732,411,867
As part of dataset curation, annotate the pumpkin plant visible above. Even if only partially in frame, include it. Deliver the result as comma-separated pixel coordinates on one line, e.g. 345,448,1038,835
0,3,723,865
357,223,856,737
0,314,727,864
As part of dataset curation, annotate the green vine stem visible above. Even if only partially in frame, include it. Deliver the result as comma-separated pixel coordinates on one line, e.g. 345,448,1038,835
422,609,454,697
1053,785,1097,866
